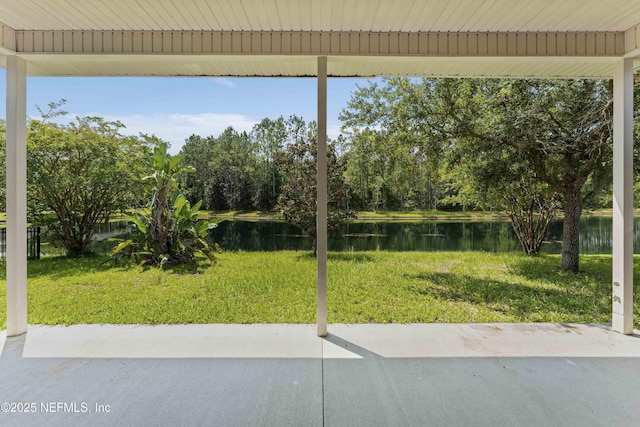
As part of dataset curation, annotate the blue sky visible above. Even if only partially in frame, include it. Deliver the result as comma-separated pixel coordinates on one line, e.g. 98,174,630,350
0,69,370,154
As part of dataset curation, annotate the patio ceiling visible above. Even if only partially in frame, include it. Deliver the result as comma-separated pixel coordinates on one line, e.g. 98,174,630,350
2,0,640,33
1,0,640,78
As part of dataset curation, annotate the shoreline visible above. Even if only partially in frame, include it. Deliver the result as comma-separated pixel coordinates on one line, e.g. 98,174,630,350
0,209,628,227
206,209,624,222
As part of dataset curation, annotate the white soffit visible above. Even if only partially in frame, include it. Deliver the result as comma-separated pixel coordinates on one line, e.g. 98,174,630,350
0,55,618,80
21,55,319,77
329,56,622,79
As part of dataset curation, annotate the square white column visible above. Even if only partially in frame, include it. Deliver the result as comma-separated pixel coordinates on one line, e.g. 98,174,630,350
612,57,634,334
5,55,28,336
316,56,328,337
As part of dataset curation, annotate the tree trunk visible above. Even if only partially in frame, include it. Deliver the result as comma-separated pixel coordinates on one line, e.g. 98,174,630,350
312,236,317,258
507,199,556,257
560,188,582,272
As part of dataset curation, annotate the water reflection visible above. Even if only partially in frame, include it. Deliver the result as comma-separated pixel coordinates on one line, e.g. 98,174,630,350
211,217,634,254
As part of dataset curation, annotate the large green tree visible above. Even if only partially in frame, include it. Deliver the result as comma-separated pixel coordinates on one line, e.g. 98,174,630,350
340,78,446,211
459,135,561,255
342,77,617,272
181,127,257,211
27,116,151,255
251,117,287,209
276,136,354,256
439,78,613,271
179,114,318,212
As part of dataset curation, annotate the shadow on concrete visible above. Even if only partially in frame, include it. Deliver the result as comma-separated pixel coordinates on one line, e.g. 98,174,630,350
322,325,640,427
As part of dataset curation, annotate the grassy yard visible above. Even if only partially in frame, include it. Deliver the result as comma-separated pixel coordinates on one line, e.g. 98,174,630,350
1,251,638,329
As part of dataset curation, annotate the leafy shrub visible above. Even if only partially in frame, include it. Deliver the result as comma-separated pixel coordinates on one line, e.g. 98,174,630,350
111,143,220,266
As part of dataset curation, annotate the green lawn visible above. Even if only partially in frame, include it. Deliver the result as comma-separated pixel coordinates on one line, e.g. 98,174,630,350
1,251,638,329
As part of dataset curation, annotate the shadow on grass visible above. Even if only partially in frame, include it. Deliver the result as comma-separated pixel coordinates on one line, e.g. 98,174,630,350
406,267,612,321
164,263,211,275
295,252,376,263
508,254,613,283
19,254,120,280
329,253,376,263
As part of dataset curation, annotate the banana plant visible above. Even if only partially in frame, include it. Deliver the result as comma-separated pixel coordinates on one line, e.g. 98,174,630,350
111,142,220,266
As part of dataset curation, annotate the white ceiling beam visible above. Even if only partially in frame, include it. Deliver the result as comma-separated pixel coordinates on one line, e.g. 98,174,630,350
14,30,626,57
624,24,640,57
18,54,621,79
0,22,16,54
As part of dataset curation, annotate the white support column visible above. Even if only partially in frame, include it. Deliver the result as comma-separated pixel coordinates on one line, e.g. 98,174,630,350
6,56,28,336
612,57,634,334
316,56,328,337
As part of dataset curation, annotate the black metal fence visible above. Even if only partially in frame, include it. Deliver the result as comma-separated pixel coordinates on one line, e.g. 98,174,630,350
0,226,41,262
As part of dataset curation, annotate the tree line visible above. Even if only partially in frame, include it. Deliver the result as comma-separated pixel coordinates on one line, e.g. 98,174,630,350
179,78,637,216
179,115,313,212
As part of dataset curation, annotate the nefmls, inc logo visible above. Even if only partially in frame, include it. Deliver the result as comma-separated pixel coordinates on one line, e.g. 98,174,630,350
41,402,90,413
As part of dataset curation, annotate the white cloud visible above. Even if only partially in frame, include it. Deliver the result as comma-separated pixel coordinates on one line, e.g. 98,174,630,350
88,112,258,154
327,124,343,141
212,78,237,88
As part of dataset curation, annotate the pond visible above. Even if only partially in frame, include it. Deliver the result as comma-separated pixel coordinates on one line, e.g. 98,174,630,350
210,216,639,254
21,216,638,257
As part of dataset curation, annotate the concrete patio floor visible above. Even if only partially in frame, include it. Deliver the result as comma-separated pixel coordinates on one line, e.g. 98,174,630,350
1,323,639,426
